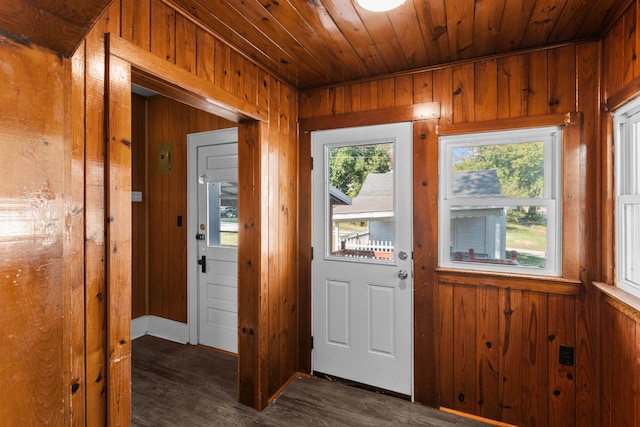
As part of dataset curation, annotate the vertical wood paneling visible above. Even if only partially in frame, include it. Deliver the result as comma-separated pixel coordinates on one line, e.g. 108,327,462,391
120,0,151,51
300,41,594,426
439,284,455,408
413,119,440,406
548,45,577,114
84,3,121,421
474,59,498,121
611,307,636,427
452,63,475,123
498,289,523,426
298,130,312,374
214,39,232,93
522,292,548,427
547,295,576,426
196,28,215,82
175,14,196,73
0,34,68,427
377,77,395,109
70,39,87,424
131,94,148,319
433,67,453,125
452,285,477,412
150,0,176,64
600,299,612,427
395,75,414,106
413,71,434,103
496,55,524,119
105,49,132,426
475,287,500,419
525,50,549,116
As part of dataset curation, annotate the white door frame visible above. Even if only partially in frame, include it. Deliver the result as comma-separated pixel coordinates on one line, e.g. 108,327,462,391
187,127,238,344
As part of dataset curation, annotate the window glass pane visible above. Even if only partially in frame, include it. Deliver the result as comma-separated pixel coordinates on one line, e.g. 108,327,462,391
451,142,544,199
623,203,640,286
630,121,640,196
207,181,238,247
328,142,394,261
449,205,547,269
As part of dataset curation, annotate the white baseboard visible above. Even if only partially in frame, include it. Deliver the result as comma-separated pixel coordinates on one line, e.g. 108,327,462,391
131,315,189,344
131,316,148,340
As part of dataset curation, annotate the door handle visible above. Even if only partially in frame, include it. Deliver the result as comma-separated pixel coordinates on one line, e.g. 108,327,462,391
397,269,408,280
197,255,206,273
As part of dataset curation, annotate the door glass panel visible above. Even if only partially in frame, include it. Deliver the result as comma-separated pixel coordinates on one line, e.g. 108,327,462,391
207,181,238,247
327,142,394,261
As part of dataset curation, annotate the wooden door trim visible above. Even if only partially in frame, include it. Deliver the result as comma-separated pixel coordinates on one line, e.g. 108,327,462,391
104,32,266,422
108,34,268,123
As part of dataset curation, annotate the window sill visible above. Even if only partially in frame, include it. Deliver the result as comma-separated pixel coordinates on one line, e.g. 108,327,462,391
593,281,640,322
436,268,581,295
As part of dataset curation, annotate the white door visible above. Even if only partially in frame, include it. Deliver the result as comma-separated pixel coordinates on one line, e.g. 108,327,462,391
311,122,413,396
188,129,238,354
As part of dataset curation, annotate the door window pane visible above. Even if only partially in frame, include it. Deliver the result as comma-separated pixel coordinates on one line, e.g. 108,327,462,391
327,142,395,261
207,181,238,247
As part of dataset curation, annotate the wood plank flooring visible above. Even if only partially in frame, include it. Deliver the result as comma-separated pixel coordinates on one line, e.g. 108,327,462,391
132,335,489,426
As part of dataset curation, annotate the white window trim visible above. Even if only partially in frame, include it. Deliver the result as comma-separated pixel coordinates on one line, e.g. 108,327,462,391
438,126,562,276
614,99,640,296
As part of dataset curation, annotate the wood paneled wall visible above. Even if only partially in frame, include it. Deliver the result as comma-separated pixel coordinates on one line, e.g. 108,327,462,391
598,2,640,427
68,0,299,420
300,41,601,426
0,35,75,426
145,95,234,322
132,93,148,319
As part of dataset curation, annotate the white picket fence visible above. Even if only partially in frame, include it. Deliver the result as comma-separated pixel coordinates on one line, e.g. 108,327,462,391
340,238,394,259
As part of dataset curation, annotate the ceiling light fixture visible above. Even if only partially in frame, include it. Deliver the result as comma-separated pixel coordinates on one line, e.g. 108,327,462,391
354,0,406,12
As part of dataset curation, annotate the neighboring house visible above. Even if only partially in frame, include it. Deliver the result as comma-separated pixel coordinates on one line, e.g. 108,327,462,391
332,170,507,262
333,171,394,243
450,170,507,261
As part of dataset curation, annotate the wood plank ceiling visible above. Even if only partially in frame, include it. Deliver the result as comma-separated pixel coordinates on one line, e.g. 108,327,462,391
0,0,633,89
170,0,633,89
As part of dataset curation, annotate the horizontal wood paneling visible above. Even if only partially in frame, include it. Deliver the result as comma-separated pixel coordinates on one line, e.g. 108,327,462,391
300,42,598,426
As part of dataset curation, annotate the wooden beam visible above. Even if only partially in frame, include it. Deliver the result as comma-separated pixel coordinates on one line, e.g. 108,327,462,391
105,34,133,426
437,112,577,135
108,34,268,123
300,102,440,132
437,270,581,295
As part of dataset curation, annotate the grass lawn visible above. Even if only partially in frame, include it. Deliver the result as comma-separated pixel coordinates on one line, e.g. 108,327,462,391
506,220,547,267
506,221,546,251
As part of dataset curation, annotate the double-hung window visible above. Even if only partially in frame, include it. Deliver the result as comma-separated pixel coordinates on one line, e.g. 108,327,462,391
439,127,562,276
614,100,640,296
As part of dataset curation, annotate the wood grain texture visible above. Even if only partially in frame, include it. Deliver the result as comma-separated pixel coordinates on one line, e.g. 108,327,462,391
132,335,488,426
69,38,87,424
0,34,68,426
300,41,597,426
83,4,122,421
131,94,148,319
144,96,233,323
105,43,133,426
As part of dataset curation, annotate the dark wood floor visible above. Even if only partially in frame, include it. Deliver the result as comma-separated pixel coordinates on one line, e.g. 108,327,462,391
132,335,489,426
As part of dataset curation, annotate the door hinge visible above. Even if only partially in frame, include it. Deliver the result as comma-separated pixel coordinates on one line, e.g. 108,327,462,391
310,336,314,350
310,156,314,170
311,246,314,260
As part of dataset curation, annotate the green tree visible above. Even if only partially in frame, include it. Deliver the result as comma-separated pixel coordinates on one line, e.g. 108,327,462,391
329,143,391,198
453,142,544,219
